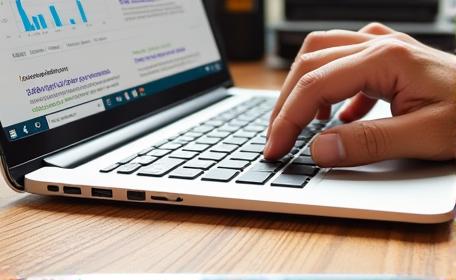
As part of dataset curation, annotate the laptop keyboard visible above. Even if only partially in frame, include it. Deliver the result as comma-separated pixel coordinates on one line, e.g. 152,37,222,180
100,97,331,189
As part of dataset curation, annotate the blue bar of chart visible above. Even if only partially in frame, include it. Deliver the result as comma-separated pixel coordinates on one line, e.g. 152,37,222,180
31,15,40,30
49,5,62,27
15,0,89,32
76,0,87,23
38,14,47,29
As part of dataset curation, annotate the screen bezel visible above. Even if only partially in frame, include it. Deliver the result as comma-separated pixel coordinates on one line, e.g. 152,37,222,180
0,0,232,186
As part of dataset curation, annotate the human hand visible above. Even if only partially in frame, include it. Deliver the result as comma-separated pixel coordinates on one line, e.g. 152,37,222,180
264,23,456,167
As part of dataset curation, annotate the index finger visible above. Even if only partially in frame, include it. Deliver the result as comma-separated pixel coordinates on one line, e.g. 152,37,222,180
268,31,375,136
264,45,399,160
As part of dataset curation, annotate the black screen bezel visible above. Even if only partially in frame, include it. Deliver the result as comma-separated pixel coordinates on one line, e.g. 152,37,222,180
0,0,232,183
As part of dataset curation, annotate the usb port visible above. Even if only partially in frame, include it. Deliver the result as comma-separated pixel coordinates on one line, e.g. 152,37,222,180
91,188,112,198
127,191,146,201
47,185,59,192
63,186,81,195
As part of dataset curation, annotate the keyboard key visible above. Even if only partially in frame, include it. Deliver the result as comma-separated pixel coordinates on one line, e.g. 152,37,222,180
232,105,250,113
244,125,266,133
169,168,203,180
229,119,249,127
293,156,315,165
302,147,311,156
248,97,267,105
160,143,183,150
178,129,191,135
183,131,204,138
271,174,309,188
152,139,168,148
184,160,216,170
167,135,178,141
117,163,142,174
196,137,221,145
314,124,327,130
204,120,224,127
222,137,248,146
309,123,325,132
259,113,271,120
183,143,210,152
253,119,269,126
199,151,227,161
290,148,300,155
218,125,240,133
260,154,293,164
218,159,250,170
237,115,257,122
132,156,158,166
240,144,265,154
118,154,137,165
230,151,259,161
206,131,231,138
294,140,306,148
218,112,237,121
244,110,263,118
169,150,198,160
138,147,154,156
192,125,214,134
236,171,274,185
250,137,267,145
283,164,319,176
100,163,120,173
172,136,195,144
147,149,171,157
201,168,239,182
251,162,283,173
233,131,257,139
298,129,315,139
211,144,238,154
138,158,185,177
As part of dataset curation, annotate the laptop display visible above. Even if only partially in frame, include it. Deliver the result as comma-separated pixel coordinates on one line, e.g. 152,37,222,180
0,0,222,142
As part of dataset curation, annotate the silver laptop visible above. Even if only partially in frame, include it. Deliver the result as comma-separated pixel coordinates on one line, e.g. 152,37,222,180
1,0,454,223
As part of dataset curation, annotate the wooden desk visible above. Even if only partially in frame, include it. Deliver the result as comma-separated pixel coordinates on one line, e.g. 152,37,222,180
0,62,455,278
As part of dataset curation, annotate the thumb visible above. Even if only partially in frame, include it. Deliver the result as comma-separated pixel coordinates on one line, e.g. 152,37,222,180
311,110,440,167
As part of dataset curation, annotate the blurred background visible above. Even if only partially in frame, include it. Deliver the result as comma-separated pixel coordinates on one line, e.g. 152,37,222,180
206,0,456,68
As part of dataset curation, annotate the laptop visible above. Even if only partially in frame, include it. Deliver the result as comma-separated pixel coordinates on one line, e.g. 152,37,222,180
0,0,454,224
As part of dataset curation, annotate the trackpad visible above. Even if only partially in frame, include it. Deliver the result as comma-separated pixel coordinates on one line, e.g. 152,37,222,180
315,159,456,215
324,159,455,182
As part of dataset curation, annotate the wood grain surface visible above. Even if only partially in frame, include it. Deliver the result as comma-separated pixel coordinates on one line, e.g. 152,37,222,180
0,62,455,278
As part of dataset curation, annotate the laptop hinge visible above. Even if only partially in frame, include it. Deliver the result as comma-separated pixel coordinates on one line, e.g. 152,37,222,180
44,88,230,168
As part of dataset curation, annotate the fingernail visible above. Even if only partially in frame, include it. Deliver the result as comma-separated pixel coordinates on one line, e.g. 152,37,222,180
312,134,346,166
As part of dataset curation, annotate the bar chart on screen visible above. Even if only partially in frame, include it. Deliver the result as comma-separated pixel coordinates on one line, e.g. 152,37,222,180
2,0,109,36
16,0,88,31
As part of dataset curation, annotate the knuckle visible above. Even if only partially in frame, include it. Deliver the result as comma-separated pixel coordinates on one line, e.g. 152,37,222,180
354,122,390,160
297,51,319,68
296,70,323,90
363,22,388,33
370,38,411,59
390,32,411,42
294,53,314,71
304,31,326,51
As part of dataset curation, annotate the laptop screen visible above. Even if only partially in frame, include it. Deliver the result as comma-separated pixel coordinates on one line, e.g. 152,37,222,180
0,0,222,142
